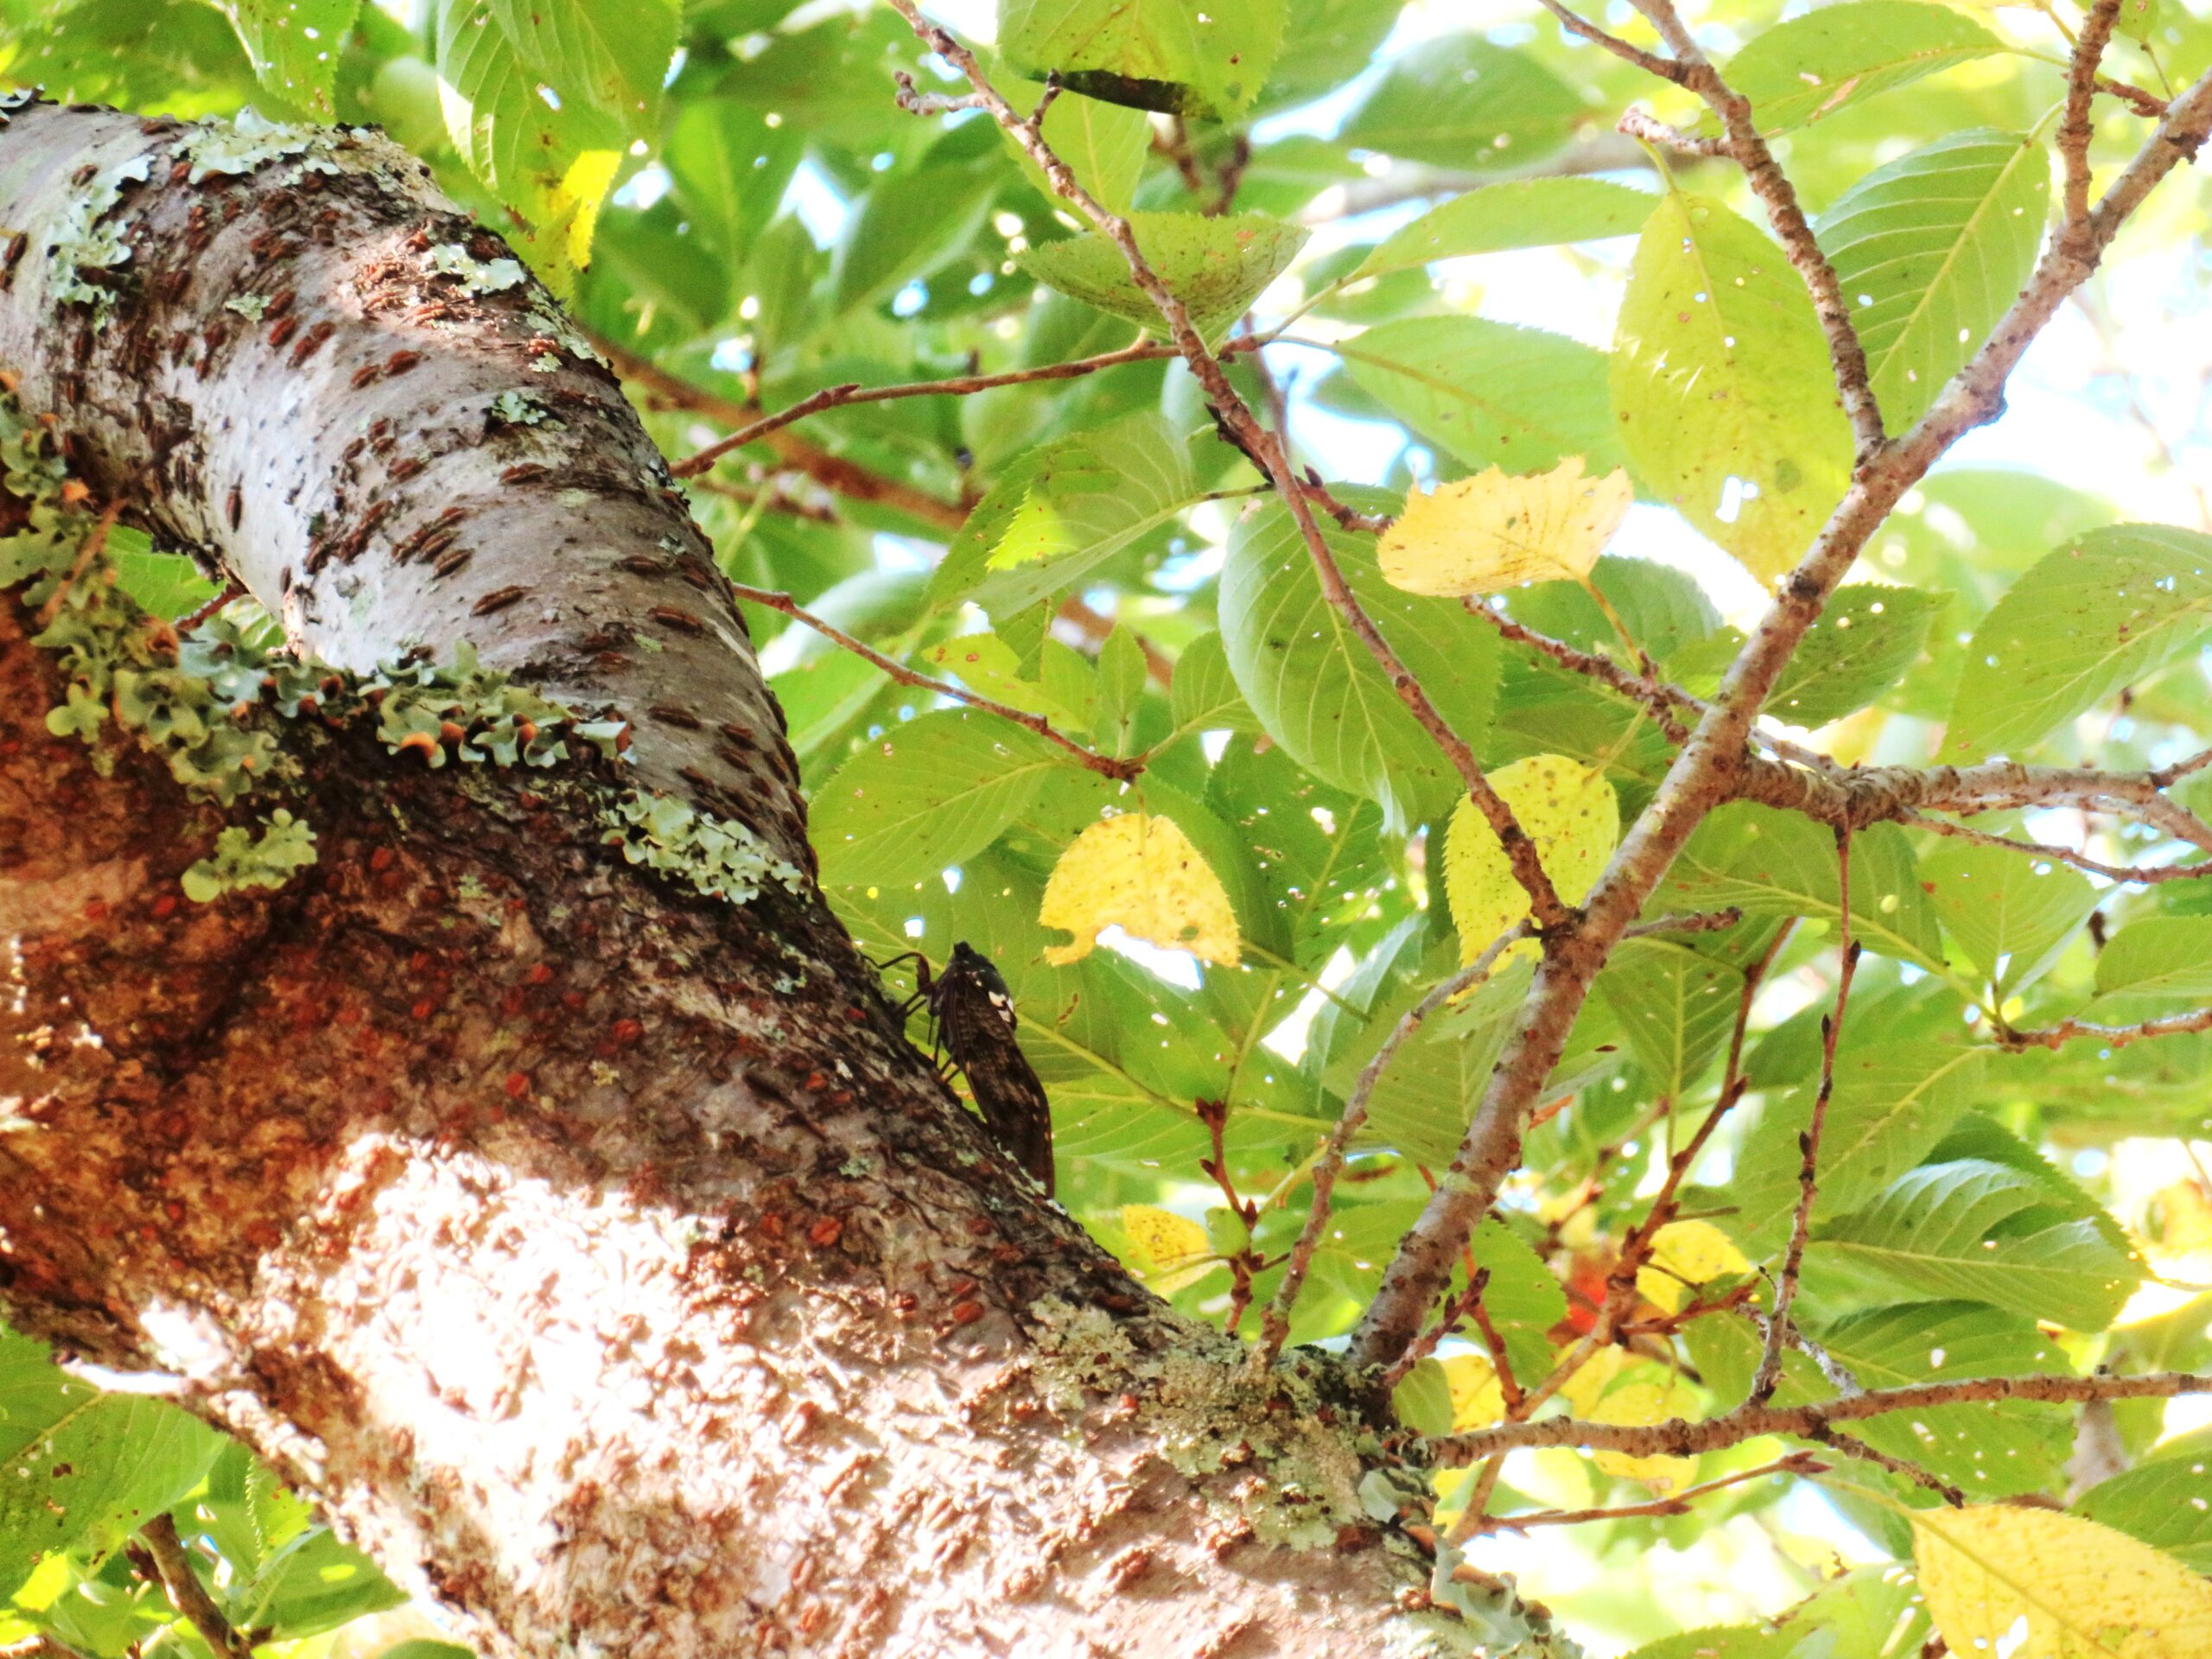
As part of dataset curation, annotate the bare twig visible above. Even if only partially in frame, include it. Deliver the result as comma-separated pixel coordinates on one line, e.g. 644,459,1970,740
1462,1452,1826,1534
1907,811,2212,886
1617,108,1732,158
1250,925,1531,1373
1430,1369,2212,1465
1535,0,1683,80
722,581,1142,780
2064,0,2128,224
140,1515,254,1659
1999,1006,2212,1052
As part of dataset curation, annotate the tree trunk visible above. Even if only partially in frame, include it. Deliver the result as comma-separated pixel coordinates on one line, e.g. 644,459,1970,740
0,101,1506,1658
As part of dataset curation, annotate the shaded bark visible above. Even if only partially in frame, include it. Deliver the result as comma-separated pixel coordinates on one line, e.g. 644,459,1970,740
0,102,1485,1659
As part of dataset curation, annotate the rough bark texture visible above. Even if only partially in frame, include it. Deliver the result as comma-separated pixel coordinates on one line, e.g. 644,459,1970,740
0,103,1483,1659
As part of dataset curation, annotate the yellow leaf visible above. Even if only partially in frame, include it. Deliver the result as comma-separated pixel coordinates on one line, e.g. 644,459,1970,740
556,148,621,269
1637,1219,1751,1313
1914,1505,2212,1658
1119,1204,1215,1293
1440,1353,1507,1430
1561,1350,1698,1491
1445,754,1618,967
1378,457,1632,597
1039,812,1240,967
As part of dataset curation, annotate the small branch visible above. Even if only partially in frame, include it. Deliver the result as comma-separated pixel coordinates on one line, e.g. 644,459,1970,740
1618,108,1732,158
1751,829,1857,1405
1535,0,1684,80
140,1515,254,1659
1250,925,1530,1373
1380,1268,1491,1391
2064,0,2128,224
1805,1425,1970,1507
723,581,1142,780
1430,1370,2212,1465
1907,811,2212,886
668,340,1189,480
1462,1451,1826,1535
1,1637,100,1659
1999,1006,2212,1052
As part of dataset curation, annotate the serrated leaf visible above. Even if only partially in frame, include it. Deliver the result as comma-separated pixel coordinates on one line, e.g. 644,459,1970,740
1169,631,1262,735
833,162,1001,315
1439,1353,1507,1430
1562,1349,1699,1489
1649,804,1946,968
1944,525,2212,759
2076,1442,2212,1573
215,0,359,116
1378,458,1631,597
915,632,1079,728
1622,1630,1799,1659
1219,493,1501,831
811,710,1080,887
1914,1505,2212,1658
663,99,802,258
1443,754,1617,966
1715,2,2004,136
1339,35,1582,171
1338,316,1624,476
1818,129,2050,431
999,69,1152,214
1921,838,2096,998
999,0,1287,118
1613,190,1853,582
2089,916,2212,1020
0,1330,223,1577
1766,583,1944,726
1637,1219,1749,1313
1355,177,1656,282
1093,624,1148,757
1809,1158,2140,1330
1016,213,1306,340
1593,938,1745,1103
486,0,677,127
1039,811,1240,965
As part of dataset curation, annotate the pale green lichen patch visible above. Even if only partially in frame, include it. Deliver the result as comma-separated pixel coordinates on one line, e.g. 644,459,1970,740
50,152,154,312
225,293,270,321
429,244,528,296
602,791,807,906
489,391,560,429
177,111,316,183
182,810,318,903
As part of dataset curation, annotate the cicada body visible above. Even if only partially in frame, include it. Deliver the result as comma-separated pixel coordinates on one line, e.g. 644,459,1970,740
916,942,1055,1198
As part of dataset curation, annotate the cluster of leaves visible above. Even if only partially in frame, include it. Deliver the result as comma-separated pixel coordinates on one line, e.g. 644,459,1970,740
11,0,2212,1653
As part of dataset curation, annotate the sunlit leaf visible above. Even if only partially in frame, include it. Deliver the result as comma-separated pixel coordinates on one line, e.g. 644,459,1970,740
1039,811,1241,966
1444,754,1618,966
1378,459,1631,597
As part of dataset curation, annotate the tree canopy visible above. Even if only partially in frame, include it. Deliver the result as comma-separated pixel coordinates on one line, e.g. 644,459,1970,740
8,0,2212,1655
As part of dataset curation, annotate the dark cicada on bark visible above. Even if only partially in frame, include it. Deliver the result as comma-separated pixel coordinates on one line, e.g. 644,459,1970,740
912,943,1055,1198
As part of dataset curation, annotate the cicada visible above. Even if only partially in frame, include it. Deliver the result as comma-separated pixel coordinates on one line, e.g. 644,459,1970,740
890,942,1054,1197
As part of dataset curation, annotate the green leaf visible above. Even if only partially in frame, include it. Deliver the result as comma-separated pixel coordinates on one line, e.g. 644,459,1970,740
1921,837,2097,998
1944,525,2212,759
1765,582,1945,726
663,99,802,259
834,162,1001,315
2089,916,2212,1020
1622,1630,1799,1659
1000,71,1152,215
2076,1437,2212,1573
1169,631,1263,735
1591,937,1745,1102
1613,190,1853,582
1338,35,1583,171
1726,1040,1987,1251
1818,129,2051,431
1338,316,1624,475
1016,213,1308,340
1219,493,1501,830
810,709,1082,887
486,0,677,127
1713,1,2005,135
1094,623,1148,757
998,0,1287,118
1649,804,1946,968
213,0,359,116
1353,178,1656,282
0,1329,224,1579
913,632,1080,728
1808,1158,2141,1330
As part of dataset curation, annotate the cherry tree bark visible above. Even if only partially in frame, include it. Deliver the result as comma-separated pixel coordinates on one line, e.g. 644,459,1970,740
0,102,1492,1659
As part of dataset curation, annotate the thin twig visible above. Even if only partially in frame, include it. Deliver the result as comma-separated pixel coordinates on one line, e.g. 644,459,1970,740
35,499,121,627
1250,925,1530,1373
1999,1006,2212,1052
2064,0,2128,224
1380,1268,1491,1391
1430,1369,2212,1465
1907,811,2212,885
1618,108,1732,157
1535,0,1683,80
1463,1452,1826,1535
140,1515,254,1659
723,581,1141,780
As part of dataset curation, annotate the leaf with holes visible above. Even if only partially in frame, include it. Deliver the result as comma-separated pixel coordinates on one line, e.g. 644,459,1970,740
1922,838,2097,999
1354,177,1656,282
1379,459,1631,597
1339,36,1583,171
486,0,677,128
1612,190,1853,582
2088,916,2212,1021
1016,213,1306,341
999,0,1287,118
215,0,360,116
1765,583,1944,727
1713,2,2004,136
1444,754,1618,966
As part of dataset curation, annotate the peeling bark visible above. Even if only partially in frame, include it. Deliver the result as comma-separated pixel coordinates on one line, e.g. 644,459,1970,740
0,103,1489,1659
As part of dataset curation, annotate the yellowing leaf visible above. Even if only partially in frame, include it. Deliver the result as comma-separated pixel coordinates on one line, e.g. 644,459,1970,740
1039,812,1240,967
1561,1350,1699,1490
1637,1219,1751,1313
1445,755,1618,967
1440,1353,1507,1430
1119,1204,1215,1293
1914,1505,2212,1658
1378,457,1632,596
